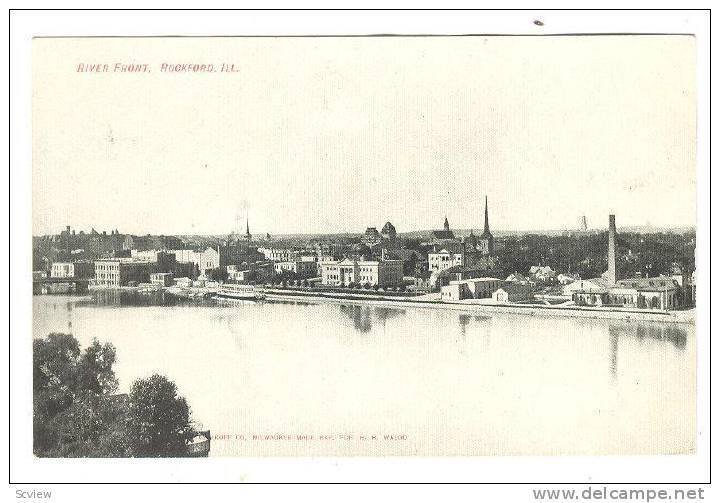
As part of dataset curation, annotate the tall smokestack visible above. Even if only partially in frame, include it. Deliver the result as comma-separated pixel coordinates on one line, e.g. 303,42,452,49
608,214,617,285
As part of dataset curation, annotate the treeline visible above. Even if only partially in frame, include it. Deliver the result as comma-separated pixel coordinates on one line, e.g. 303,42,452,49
34,333,196,457
494,231,696,280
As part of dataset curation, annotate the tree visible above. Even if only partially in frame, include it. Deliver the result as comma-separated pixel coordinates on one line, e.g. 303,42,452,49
33,334,119,456
33,333,198,458
127,374,193,457
76,339,118,396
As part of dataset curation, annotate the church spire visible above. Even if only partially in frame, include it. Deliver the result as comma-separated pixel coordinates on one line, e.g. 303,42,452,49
444,215,450,232
245,215,251,240
483,196,490,234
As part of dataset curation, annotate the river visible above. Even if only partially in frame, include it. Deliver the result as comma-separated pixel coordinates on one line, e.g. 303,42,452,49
33,291,695,456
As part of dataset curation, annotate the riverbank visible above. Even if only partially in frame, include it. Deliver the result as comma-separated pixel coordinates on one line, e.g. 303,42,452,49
261,288,695,324
83,284,695,324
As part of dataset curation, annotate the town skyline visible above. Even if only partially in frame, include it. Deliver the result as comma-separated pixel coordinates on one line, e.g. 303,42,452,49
32,216,697,240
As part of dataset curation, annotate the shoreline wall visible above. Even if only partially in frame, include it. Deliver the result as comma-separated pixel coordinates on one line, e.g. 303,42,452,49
262,289,695,325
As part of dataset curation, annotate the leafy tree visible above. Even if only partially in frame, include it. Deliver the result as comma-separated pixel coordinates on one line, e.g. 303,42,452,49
34,333,197,458
76,339,118,396
127,374,193,457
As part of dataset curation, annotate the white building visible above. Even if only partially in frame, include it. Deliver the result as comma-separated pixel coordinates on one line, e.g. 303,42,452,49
259,247,299,262
557,273,581,285
167,247,220,276
440,277,504,301
320,258,403,287
428,249,464,273
51,262,74,278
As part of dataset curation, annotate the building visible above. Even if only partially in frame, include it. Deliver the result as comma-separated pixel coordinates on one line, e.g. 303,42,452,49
428,249,464,273
506,272,532,284
51,262,74,278
411,270,432,291
440,277,504,301
50,261,95,279
94,259,154,287
429,217,455,242
219,240,264,267
431,265,491,290
150,272,174,287
227,262,274,283
492,283,533,303
320,258,403,287
273,260,318,279
259,247,300,262
570,215,684,310
363,227,382,246
615,277,683,310
168,247,220,277
557,272,581,285
529,265,558,283
563,278,608,297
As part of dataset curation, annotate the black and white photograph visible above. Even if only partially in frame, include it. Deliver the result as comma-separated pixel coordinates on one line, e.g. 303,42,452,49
8,7,712,497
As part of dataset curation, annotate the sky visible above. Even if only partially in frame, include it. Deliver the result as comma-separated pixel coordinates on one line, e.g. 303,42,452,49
32,36,696,236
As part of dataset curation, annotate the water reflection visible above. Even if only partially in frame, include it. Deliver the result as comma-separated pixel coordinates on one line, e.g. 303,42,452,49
83,289,215,308
338,304,403,333
608,321,689,379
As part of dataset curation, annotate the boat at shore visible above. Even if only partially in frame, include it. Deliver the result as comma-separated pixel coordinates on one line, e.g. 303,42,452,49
216,283,265,301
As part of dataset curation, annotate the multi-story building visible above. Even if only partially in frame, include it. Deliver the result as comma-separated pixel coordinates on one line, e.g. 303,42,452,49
320,259,403,287
150,272,174,287
363,227,382,246
50,261,95,279
94,259,155,287
167,247,220,277
51,262,75,278
259,247,300,262
428,249,464,273
273,259,318,279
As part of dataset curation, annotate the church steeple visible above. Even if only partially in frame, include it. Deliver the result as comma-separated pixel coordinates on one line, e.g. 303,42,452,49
245,216,251,240
443,215,450,232
479,196,494,256
483,196,490,235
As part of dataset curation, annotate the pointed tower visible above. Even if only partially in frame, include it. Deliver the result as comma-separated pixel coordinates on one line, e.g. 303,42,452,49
443,216,450,232
483,195,490,235
245,216,252,241
479,196,494,256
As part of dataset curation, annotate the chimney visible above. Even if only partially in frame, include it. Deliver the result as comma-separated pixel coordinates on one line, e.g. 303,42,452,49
608,214,617,285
